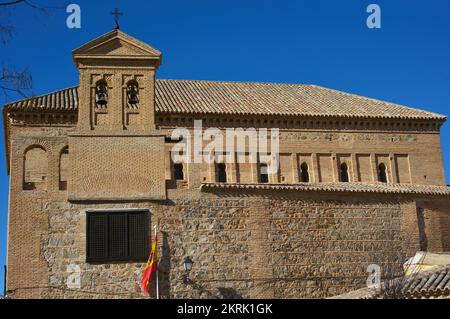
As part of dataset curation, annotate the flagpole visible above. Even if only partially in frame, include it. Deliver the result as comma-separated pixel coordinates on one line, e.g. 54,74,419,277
154,223,159,300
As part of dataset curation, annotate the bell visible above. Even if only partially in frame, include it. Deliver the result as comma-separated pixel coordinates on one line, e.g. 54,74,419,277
96,85,108,106
127,85,139,105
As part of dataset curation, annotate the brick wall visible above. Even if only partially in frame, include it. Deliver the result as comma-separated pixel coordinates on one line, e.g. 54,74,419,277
160,128,447,187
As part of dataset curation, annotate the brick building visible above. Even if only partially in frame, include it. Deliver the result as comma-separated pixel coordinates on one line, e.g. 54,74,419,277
2,28,450,298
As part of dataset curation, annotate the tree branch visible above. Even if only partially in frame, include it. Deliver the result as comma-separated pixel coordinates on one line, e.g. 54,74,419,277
0,0,25,6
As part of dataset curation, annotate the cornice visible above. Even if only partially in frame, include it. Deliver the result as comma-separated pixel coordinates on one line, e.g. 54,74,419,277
200,182,450,197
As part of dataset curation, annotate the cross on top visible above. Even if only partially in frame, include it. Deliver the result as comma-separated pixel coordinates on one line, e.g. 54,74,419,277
110,8,123,29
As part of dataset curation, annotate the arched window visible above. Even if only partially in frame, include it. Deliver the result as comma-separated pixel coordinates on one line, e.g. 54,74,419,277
126,80,139,107
59,147,69,190
378,163,388,183
340,163,349,183
95,80,108,108
23,146,47,191
300,162,309,183
217,163,227,183
174,163,184,181
259,163,269,183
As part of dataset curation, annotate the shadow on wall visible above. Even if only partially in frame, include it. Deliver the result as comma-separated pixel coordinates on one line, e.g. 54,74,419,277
439,210,450,251
159,231,171,298
156,231,243,299
188,283,244,299
156,230,244,299
217,287,243,299
416,207,428,252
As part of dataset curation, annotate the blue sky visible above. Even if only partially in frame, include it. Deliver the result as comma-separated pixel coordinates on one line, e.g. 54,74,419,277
0,0,449,292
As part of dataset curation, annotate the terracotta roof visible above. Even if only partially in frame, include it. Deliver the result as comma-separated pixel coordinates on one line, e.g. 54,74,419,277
330,264,450,299
200,182,450,196
4,86,79,112
402,265,450,298
3,80,446,120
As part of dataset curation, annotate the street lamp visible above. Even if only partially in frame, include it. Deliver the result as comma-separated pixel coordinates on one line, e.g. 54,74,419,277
182,256,193,284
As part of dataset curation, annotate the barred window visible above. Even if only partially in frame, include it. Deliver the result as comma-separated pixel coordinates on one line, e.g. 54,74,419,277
86,210,149,263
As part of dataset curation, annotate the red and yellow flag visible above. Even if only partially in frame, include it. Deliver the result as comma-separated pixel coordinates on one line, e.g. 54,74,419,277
141,232,158,295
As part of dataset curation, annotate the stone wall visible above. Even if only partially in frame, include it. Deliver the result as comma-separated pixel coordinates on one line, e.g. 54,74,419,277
39,194,255,299
17,189,443,299
267,199,405,298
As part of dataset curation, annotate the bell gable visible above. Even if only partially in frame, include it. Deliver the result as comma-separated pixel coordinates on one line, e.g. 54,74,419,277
72,29,162,68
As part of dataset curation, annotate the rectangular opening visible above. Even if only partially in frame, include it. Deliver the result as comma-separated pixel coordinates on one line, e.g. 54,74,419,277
86,210,149,263
216,163,227,183
259,163,269,183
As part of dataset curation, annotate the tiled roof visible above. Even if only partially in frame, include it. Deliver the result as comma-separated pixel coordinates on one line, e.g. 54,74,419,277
4,86,79,112
200,182,450,196
330,264,450,299
3,80,446,120
401,265,450,298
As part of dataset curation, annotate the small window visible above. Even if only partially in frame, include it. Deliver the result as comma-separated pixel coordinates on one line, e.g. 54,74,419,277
378,163,388,183
340,163,349,183
217,163,227,183
59,147,69,191
259,163,269,183
174,163,184,180
86,210,149,262
300,162,309,183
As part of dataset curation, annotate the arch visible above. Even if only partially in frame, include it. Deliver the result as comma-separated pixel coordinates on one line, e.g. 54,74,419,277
174,163,184,181
217,163,227,183
378,163,388,183
23,145,48,191
300,162,309,183
339,163,349,183
95,79,108,108
126,79,139,107
259,163,269,183
59,146,69,190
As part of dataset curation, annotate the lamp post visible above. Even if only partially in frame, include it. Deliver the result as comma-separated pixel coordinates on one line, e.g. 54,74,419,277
182,256,194,284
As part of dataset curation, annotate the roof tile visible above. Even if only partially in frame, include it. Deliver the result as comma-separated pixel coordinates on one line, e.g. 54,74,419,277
200,182,450,196
4,80,446,120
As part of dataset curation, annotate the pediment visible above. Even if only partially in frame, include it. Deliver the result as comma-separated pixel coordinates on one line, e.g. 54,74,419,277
72,29,161,58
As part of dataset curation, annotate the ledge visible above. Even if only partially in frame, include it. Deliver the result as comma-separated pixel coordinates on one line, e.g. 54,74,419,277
200,182,450,196
68,194,166,202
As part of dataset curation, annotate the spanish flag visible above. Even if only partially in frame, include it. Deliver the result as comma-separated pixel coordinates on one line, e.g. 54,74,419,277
141,231,158,295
